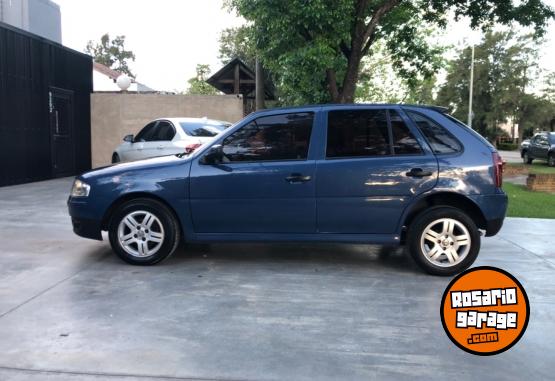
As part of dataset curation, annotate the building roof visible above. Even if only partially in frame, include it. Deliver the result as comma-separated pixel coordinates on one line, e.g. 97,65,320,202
93,61,123,81
92,61,156,92
207,58,275,99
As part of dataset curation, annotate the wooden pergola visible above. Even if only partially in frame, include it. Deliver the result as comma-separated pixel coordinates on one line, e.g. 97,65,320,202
207,58,274,115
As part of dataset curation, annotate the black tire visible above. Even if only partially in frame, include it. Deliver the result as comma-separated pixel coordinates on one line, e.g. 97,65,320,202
548,153,555,167
523,151,532,164
407,206,481,276
112,153,120,164
108,198,181,265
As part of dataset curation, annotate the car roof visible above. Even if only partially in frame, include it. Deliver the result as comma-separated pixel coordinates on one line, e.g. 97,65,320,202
248,103,449,116
156,117,231,126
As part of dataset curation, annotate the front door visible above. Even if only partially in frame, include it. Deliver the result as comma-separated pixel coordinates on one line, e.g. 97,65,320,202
316,107,438,234
190,112,316,234
49,87,75,177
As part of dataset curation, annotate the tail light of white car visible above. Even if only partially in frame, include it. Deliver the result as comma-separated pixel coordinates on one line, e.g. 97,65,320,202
185,143,202,154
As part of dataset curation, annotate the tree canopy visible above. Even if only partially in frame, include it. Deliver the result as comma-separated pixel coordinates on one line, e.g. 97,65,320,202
437,31,545,140
85,34,136,78
186,64,219,95
226,0,554,105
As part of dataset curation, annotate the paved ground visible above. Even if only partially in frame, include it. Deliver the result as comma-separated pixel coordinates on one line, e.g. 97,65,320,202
0,178,554,381
499,150,522,163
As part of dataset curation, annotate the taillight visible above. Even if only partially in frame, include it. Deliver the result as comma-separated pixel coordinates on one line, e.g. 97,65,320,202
184,143,202,154
493,152,504,188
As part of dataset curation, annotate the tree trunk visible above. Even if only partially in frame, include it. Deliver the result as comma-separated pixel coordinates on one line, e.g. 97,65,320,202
339,51,362,103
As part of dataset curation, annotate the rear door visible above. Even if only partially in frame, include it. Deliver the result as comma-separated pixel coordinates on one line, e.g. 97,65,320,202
316,107,438,234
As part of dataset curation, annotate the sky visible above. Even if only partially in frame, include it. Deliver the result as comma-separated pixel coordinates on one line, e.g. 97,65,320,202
55,0,555,93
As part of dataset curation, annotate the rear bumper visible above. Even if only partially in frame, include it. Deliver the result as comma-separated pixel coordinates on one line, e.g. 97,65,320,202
469,192,508,237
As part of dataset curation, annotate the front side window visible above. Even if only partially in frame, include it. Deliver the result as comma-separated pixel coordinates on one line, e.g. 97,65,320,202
152,121,176,141
407,111,462,154
222,112,314,162
326,109,390,158
135,122,157,142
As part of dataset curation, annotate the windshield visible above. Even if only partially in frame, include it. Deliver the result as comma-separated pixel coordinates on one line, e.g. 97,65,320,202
179,121,229,137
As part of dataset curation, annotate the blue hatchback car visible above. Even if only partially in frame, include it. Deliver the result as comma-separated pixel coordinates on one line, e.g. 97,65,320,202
68,104,507,275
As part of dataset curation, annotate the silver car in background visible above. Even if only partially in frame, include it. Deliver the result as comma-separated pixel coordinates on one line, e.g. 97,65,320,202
112,118,231,163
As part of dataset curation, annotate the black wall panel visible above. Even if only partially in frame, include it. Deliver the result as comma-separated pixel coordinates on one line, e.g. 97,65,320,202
0,22,92,186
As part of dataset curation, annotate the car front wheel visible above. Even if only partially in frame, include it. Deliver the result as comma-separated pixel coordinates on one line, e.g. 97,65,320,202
108,198,181,265
548,153,555,167
407,207,480,276
523,151,532,164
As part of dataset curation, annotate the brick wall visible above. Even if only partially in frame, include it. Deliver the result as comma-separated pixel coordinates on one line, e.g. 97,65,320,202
526,174,555,193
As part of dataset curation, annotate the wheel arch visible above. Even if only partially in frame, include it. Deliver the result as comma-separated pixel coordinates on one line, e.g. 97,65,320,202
400,192,487,243
101,192,183,237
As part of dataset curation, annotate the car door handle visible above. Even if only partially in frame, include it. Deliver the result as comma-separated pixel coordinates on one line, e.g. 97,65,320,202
285,173,312,183
157,145,164,149
406,168,433,177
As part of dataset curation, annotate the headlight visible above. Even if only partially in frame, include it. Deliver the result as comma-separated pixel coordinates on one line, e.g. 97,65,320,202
71,179,91,197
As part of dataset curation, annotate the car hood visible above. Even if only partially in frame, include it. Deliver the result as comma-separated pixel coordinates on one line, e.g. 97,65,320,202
80,154,189,181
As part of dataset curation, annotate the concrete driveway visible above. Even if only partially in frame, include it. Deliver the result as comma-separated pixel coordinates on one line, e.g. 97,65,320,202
0,178,554,381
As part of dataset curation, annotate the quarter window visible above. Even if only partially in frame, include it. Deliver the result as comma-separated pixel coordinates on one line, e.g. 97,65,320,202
407,112,462,154
326,109,390,157
222,112,314,162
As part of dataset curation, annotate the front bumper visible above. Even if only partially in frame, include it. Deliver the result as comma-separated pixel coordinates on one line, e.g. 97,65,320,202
71,217,102,240
68,197,103,241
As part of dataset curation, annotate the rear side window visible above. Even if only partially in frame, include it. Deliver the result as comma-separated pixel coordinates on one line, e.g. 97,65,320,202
326,109,422,158
407,111,462,154
180,122,226,137
390,111,422,155
327,109,390,157
222,112,314,162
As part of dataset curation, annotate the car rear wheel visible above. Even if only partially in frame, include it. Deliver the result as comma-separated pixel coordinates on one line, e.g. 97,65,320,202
548,153,555,167
407,207,480,276
523,151,532,164
108,198,180,265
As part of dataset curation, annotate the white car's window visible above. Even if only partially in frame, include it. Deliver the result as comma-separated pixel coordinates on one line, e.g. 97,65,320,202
135,122,157,142
153,121,176,141
179,122,226,137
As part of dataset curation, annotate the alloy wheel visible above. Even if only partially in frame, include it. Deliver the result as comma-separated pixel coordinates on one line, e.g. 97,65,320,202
117,210,165,258
420,218,471,267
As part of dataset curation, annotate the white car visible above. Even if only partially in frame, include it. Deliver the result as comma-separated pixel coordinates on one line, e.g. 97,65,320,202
112,117,231,163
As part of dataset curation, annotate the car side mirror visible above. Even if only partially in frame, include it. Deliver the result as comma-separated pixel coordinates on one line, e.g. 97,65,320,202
201,144,224,165
123,134,134,143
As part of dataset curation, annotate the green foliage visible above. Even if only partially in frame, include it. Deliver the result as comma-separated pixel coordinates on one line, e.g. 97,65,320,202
226,0,554,105
437,31,544,141
497,143,518,151
85,34,136,78
186,64,219,95
504,182,555,219
219,26,257,68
